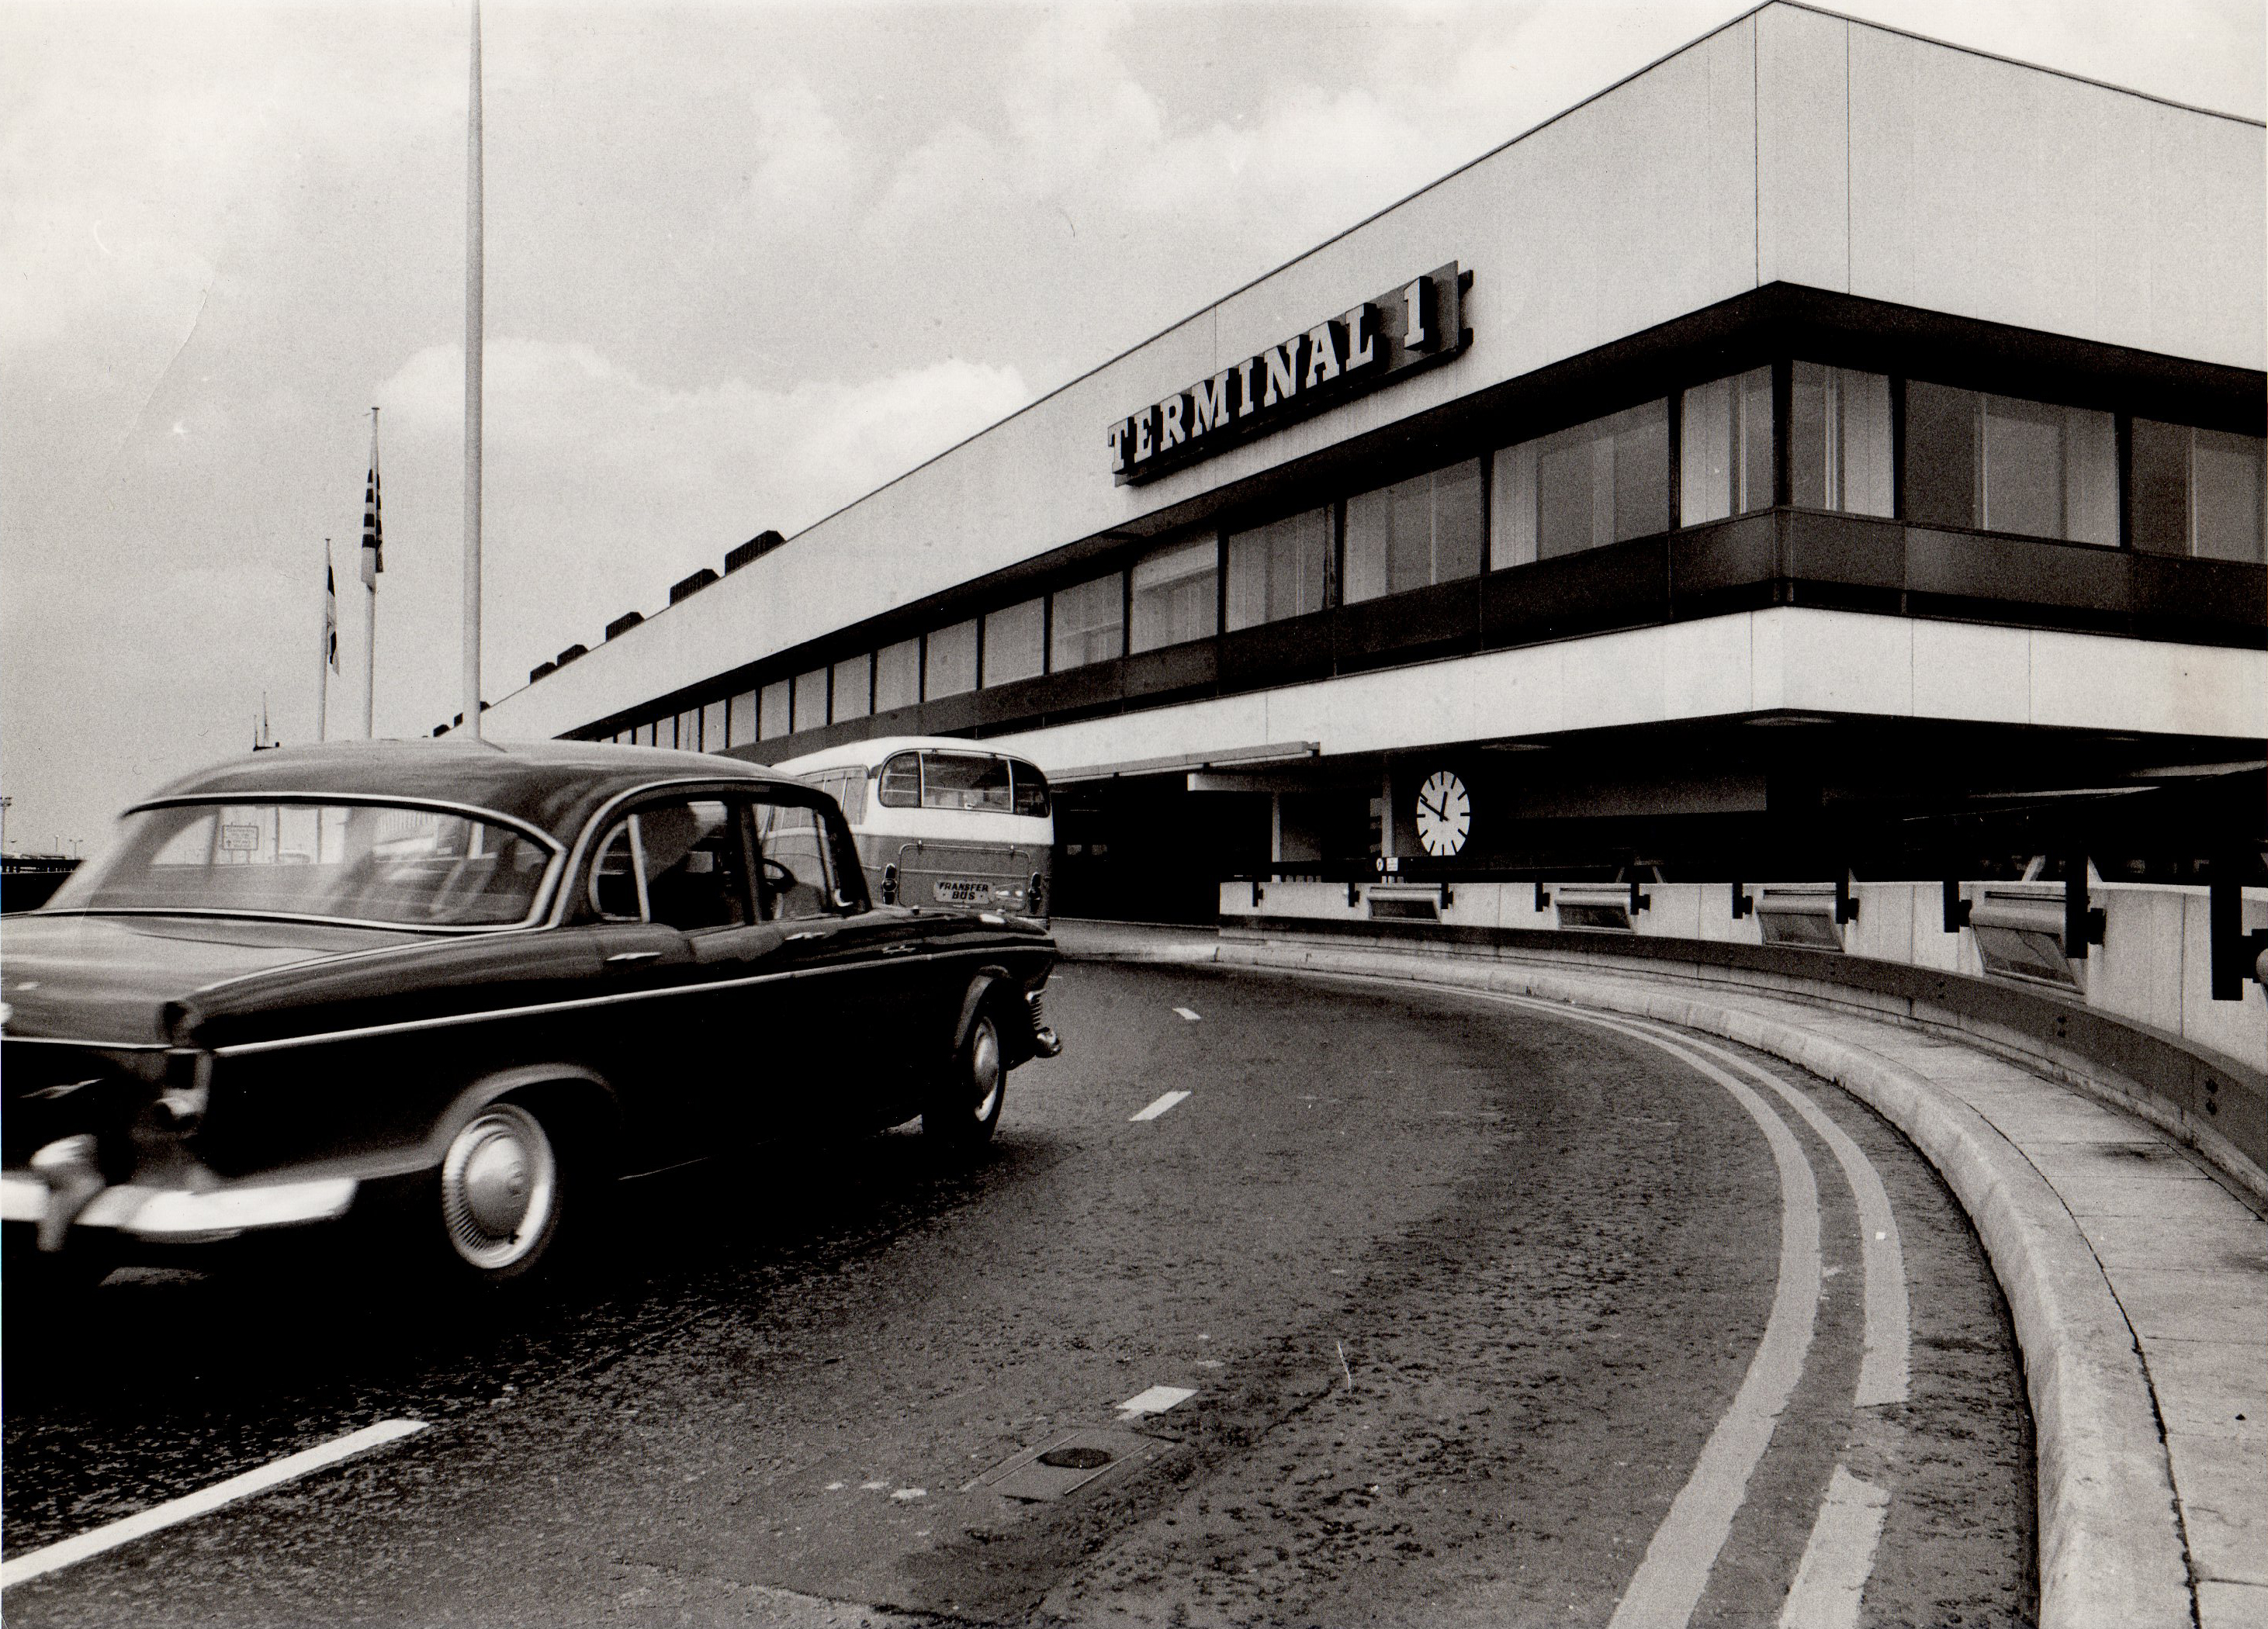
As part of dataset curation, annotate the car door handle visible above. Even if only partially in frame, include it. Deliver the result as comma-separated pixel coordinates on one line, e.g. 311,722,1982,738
882,942,919,956
786,930,826,942
604,949,662,965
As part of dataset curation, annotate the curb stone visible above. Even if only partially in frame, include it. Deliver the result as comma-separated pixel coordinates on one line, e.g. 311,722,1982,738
1075,934,2194,1629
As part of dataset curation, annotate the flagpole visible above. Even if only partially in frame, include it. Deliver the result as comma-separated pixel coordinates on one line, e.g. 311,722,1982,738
317,538,331,743
363,407,381,738
462,0,484,740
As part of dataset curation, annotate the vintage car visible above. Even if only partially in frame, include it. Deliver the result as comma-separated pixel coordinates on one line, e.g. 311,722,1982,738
0,741,1060,1288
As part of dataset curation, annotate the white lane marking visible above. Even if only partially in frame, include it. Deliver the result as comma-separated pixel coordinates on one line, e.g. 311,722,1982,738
1638,1025,1910,1407
891,1488,926,1502
1115,1385,1196,1418
1776,1466,1892,1629
1173,1007,1202,1022
0,1419,428,1589
1466,992,1823,1629
1130,1089,1191,1122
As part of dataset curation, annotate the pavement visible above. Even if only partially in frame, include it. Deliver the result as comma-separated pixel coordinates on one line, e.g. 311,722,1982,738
1052,918,2268,1629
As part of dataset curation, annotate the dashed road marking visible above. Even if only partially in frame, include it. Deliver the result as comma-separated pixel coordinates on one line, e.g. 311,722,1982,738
1777,1466,1892,1629
1173,1007,1202,1022
1130,1089,1191,1122
1115,1385,1196,1419
0,1419,429,1589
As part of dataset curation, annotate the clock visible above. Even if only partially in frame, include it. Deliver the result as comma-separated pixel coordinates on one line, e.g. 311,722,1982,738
1414,770,1470,857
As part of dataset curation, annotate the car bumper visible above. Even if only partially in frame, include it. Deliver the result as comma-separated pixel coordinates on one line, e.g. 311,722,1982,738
1,1167,358,1247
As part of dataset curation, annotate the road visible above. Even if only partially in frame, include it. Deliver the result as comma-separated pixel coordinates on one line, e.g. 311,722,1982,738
1,960,2034,1626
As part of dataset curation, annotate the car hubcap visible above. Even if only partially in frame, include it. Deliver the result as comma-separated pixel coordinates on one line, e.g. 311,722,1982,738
441,1105,557,1271
970,1019,1002,1122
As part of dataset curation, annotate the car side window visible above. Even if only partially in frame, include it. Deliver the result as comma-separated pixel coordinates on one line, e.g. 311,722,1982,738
639,799,750,931
753,797,834,922
587,799,752,930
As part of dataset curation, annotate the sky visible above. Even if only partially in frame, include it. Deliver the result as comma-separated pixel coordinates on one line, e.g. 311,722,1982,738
2,0,2261,854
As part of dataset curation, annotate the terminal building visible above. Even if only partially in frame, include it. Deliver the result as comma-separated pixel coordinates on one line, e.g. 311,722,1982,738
477,3,2265,926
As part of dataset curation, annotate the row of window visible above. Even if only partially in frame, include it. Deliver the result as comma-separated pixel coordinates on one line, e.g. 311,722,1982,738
606,361,2263,749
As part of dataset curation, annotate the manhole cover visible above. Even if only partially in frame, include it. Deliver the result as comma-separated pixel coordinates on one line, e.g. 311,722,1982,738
965,1427,1176,1503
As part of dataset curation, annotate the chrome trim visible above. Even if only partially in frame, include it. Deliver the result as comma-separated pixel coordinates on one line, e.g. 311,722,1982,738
209,942,1027,1058
127,790,563,853
29,907,556,937
0,1170,357,1238
0,1034,169,1052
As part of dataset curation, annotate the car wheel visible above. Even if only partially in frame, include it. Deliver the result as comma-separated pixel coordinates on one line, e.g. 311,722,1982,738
925,1007,1006,1152
436,1101,563,1284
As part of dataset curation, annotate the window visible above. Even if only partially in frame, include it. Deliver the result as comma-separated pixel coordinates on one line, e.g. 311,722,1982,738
831,655,871,721
1789,363,1892,516
1051,572,1124,669
759,678,791,741
1904,382,2115,545
824,768,868,823
677,708,699,751
701,699,726,753
2134,420,2266,562
1226,506,1329,630
1680,367,1773,524
637,799,750,931
1492,400,1668,566
924,618,978,699
874,638,920,711
792,667,828,734
983,597,1044,686
921,751,1011,811
1344,460,1482,604
1129,537,1219,652
635,721,656,746
753,800,834,922
727,690,757,748
1008,759,1051,818
878,752,921,808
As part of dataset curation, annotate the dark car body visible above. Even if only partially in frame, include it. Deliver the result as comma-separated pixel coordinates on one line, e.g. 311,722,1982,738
2,741,1058,1281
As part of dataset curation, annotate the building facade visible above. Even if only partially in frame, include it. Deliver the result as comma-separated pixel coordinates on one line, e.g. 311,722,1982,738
478,4,2266,922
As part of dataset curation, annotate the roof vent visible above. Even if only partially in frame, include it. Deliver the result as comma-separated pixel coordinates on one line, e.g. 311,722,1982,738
725,530,786,573
529,660,558,683
556,643,587,666
670,567,718,604
604,611,644,641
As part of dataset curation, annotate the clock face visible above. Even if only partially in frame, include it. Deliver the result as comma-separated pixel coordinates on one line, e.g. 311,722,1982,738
1414,770,1471,857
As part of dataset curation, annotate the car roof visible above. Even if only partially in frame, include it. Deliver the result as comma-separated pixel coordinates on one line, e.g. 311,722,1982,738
775,735,1049,776
137,739,795,842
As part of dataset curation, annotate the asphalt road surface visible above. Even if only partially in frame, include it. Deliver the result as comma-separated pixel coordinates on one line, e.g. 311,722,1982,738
2,961,2034,1627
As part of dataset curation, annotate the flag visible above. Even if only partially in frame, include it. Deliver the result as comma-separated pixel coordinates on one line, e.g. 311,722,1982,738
324,545,339,672
358,414,383,587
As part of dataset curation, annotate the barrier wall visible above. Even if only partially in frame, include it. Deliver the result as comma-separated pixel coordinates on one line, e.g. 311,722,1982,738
1220,877,2268,1202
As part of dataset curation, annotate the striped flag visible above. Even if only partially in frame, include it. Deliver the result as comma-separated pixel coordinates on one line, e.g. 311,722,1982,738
358,416,383,587
324,545,339,671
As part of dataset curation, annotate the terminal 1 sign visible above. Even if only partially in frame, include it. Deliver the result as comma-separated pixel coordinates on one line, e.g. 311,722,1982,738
1108,261,1470,486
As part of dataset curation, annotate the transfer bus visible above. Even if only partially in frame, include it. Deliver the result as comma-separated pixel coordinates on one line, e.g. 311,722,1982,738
774,736,1053,924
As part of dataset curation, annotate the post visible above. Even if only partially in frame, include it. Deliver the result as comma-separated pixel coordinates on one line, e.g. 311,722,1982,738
317,538,331,743
363,558,377,738
462,0,485,739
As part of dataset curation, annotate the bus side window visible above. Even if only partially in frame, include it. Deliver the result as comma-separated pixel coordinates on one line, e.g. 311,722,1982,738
878,752,920,808
834,770,868,824
1009,759,1051,818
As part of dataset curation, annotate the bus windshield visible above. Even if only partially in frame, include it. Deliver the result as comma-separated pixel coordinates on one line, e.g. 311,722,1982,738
874,751,1050,818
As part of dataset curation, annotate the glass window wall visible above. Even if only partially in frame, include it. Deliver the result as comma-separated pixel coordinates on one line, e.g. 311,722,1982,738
758,678,790,741
1344,460,1482,603
1491,400,1668,567
2134,419,2266,562
677,708,699,750
831,655,871,721
1051,573,1124,670
791,668,828,734
874,638,920,712
727,690,757,747
1904,382,2115,545
1129,537,1219,652
1226,506,1330,631
1680,367,1773,524
1789,363,1892,515
925,618,978,699
701,699,726,752
982,597,1044,686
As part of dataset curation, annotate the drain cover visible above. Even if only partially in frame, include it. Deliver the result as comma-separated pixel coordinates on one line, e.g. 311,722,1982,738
964,1427,1175,1503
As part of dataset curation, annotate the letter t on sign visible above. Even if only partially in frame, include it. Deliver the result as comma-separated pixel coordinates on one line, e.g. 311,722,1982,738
1106,418,1131,475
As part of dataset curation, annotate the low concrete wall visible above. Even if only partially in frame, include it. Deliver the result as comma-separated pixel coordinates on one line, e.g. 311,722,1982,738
1219,878,2268,1205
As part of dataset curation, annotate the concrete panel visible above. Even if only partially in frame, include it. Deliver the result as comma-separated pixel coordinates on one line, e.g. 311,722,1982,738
2150,106,2268,371
1755,5,1848,293
1842,882,1911,964
1561,625,1668,731
1775,607,1913,716
2028,633,2267,739
2089,887,2190,1040
1658,613,1755,721
1913,620,2031,725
